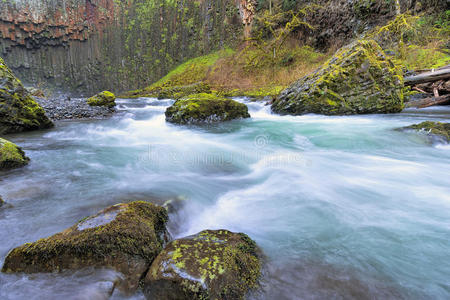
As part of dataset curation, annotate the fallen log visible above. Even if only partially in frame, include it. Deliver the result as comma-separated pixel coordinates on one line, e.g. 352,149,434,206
405,94,450,108
404,66,450,86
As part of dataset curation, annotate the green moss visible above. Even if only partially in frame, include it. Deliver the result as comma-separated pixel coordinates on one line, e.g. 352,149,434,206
145,230,261,300
404,121,450,142
87,91,116,108
121,49,235,99
165,95,250,125
0,138,30,170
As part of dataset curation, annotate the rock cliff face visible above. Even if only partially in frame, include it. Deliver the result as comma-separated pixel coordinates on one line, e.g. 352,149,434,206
0,0,250,95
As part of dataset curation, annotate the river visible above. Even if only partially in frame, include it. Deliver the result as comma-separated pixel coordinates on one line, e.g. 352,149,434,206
0,98,449,299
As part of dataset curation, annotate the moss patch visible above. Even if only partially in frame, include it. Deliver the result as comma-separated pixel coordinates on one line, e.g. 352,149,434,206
144,230,261,300
87,91,116,108
0,138,30,170
165,94,250,125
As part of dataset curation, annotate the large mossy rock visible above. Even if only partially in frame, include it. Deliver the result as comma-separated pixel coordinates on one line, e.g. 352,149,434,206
87,91,116,108
0,138,30,170
165,94,250,125
0,57,53,134
403,121,450,143
144,230,261,300
272,40,404,115
2,201,169,290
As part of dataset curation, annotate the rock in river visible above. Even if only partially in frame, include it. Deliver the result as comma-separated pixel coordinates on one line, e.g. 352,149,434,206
272,40,404,115
2,201,169,291
0,138,30,170
144,230,261,300
87,91,116,108
0,57,53,134
403,121,450,143
165,93,250,125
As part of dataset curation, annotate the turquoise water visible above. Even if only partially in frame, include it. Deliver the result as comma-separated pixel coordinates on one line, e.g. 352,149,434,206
0,98,449,299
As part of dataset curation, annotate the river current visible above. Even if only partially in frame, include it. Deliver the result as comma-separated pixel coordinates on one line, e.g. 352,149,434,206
0,98,449,299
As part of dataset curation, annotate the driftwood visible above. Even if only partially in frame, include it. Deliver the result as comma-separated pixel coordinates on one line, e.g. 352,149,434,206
404,64,450,108
404,66,450,86
405,94,450,108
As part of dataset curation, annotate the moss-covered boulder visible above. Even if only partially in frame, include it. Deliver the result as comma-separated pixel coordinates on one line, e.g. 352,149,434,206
165,93,250,125
0,57,53,134
272,40,404,115
144,230,261,300
87,91,116,108
403,121,450,143
2,201,169,291
0,138,30,170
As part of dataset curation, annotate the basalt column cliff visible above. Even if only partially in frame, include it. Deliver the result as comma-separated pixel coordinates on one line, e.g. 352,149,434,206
0,0,254,95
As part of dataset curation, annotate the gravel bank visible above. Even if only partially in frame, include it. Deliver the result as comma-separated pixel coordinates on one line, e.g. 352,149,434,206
35,96,115,120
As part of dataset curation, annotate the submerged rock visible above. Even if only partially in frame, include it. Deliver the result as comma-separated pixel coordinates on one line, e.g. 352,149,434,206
403,121,450,143
144,230,261,300
272,40,404,115
0,57,53,134
165,93,250,125
2,201,169,291
0,195,4,207
87,91,116,108
0,138,30,170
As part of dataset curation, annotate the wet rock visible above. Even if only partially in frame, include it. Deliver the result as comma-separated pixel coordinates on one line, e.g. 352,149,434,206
0,138,30,170
403,121,450,143
87,91,116,108
165,93,250,125
144,230,261,300
0,195,4,207
272,40,404,116
2,201,169,291
0,57,53,134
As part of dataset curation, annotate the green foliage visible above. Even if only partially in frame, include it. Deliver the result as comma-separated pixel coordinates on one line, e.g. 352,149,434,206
368,12,450,70
120,49,234,98
152,48,235,88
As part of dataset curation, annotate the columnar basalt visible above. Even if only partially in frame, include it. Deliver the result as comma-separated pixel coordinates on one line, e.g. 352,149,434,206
0,0,246,95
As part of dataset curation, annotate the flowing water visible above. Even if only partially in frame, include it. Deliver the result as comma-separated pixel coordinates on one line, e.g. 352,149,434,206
0,98,449,300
